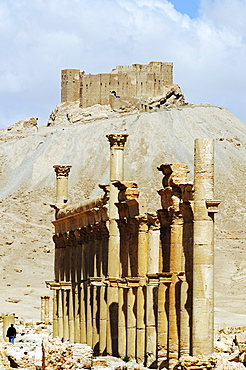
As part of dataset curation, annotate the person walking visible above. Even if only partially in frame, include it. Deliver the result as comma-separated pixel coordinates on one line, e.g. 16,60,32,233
6,324,16,344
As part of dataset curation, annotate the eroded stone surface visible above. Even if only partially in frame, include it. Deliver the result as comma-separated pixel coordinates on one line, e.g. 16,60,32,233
42,337,93,370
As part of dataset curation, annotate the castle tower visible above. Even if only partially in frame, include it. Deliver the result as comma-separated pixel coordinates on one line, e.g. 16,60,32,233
61,69,80,103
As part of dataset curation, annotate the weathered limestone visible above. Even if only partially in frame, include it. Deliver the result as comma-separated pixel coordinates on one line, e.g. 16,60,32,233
42,337,93,370
41,296,50,324
192,138,220,356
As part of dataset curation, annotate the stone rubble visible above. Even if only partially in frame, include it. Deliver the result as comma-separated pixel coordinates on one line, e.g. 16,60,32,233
47,102,115,127
92,356,149,370
42,337,93,370
178,354,245,370
0,326,246,370
7,117,38,132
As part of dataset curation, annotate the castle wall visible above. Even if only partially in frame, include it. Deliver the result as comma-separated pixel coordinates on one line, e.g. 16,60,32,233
61,62,174,108
61,69,80,103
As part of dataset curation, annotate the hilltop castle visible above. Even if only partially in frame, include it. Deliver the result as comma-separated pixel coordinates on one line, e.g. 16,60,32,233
61,62,185,111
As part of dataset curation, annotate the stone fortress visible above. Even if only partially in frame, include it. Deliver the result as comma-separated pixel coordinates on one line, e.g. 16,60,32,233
61,62,185,112
47,134,220,369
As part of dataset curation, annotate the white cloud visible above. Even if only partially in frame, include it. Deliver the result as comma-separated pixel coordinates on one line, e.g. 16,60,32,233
0,0,246,128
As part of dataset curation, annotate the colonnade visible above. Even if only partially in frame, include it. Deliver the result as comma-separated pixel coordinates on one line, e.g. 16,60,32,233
47,135,220,369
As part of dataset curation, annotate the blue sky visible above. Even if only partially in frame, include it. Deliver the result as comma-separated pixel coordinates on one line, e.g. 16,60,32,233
169,0,200,18
0,0,246,128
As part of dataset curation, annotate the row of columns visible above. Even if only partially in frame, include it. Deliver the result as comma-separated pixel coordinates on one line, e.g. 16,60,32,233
49,135,219,368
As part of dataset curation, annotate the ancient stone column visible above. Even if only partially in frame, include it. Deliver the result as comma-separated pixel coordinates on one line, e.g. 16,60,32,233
80,283,87,343
99,284,107,355
41,296,45,323
44,296,50,325
146,215,160,368
106,134,128,356
87,283,93,347
136,281,145,365
92,285,100,354
74,287,80,343
136,217,148,365
158,163,191,367
63,289,69,342
192,138,219,356
138,215,148,277
106,134,128,276
58,289,63,339
52,291,59,338
127,285,136,360
53,165,72,206
157,276,170,369
118,282,127,358
147,214,160,274
146,275,158,368
68,289,74,343
179,277,190,356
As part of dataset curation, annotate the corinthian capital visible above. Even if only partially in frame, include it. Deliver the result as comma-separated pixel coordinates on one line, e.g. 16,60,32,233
53,165,72,178
106,134,128,148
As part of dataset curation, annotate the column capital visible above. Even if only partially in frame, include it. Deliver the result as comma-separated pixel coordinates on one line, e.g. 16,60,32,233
157,163,189,188
147,213,160,230
53,165,72,178
106,134,128,148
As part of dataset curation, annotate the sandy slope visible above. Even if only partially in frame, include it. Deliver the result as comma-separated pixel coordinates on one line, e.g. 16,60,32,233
0,104,245,325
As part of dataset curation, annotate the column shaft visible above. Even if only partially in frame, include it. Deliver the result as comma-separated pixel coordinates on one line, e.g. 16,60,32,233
99,285,107,355
68,289,74,342
41,296,45,323
53,165,71,205
136,285,145,364
180,280,190,356
118,286,127,358
92,285,100,354
127,287,136,360
193,138,215,356
74,288,80,343
86,284,93,347
80,284,87,343
44,296,50,325
58,289,63,339
63,290,69,342
146,284,157,367
53,292,58,337
157,282,169,368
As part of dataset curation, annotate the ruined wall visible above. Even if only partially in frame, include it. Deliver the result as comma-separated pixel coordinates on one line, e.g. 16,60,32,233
61,62,173,108
61,69,80,103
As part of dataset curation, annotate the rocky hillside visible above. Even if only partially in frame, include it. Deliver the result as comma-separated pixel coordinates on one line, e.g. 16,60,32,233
0,103,245,324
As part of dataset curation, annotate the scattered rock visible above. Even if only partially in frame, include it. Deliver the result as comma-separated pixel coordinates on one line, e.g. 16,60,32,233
5,298,21,304
42,337,93,370
7,117,38,132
